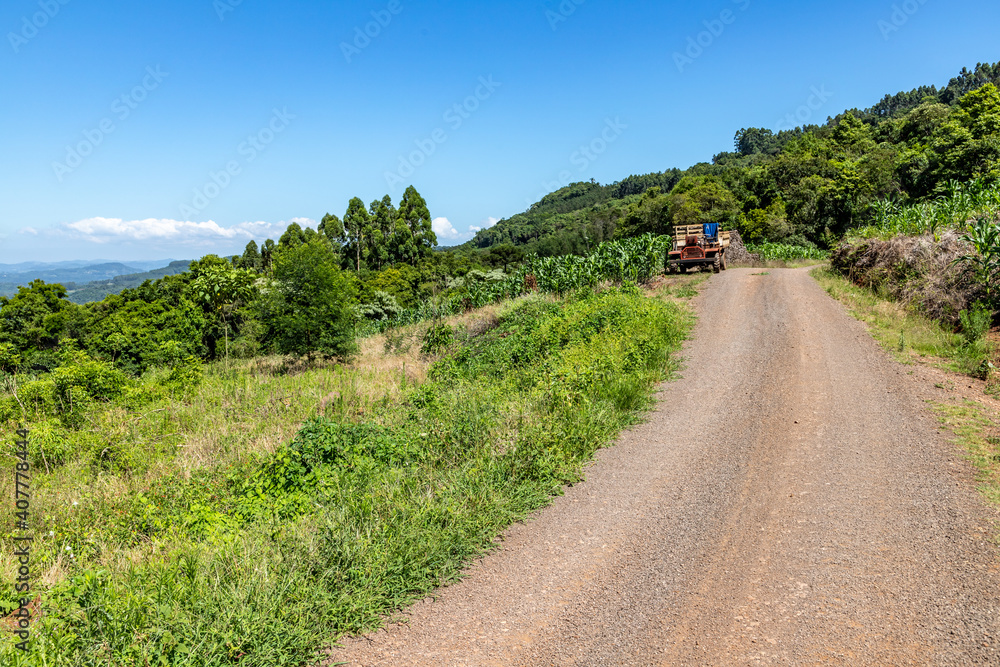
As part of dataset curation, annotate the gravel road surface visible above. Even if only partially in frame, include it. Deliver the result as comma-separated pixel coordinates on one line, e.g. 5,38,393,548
330,267,1000,666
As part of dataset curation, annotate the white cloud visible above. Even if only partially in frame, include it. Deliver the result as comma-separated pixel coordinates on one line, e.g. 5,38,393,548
19,227,39,236
484,216,500,228
470,216,500,234
289,217,316,228
61,218,285,244
432,216,462,240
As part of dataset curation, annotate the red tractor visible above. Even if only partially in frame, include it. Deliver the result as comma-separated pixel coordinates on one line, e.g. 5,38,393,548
666,224,731,274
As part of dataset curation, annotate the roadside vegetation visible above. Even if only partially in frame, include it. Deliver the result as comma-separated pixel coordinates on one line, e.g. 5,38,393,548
0,228,697,664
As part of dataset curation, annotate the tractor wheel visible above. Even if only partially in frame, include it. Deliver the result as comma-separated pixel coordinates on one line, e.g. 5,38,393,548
679,265,688,274
712,254,721,273
720,250,728,271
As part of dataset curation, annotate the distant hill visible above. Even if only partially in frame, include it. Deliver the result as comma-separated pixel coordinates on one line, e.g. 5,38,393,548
0,260,192,303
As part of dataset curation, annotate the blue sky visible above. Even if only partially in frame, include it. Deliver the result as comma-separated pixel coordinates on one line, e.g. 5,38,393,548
1,0,998,263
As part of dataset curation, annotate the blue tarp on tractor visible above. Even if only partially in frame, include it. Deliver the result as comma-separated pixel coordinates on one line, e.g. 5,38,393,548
703,223,719,240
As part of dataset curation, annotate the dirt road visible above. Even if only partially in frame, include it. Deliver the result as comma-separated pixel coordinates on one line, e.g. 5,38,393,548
330,268,1000,666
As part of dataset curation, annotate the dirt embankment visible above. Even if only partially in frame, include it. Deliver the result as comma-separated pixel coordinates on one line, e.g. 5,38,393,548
329,267,1000,666
831,231,987,324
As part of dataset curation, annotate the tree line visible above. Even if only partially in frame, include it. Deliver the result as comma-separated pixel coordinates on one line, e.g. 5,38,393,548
470,61,1000,253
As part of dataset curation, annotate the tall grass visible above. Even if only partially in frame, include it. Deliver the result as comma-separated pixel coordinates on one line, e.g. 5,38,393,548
0,287,692,666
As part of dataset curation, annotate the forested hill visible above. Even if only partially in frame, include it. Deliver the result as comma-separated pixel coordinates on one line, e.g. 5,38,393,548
0,260,191,303
465,61,1000,256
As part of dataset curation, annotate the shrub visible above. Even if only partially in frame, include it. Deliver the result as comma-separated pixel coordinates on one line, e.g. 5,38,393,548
261,239,358,359
0,342,20,373
421,323,454,355
50,352,128,404
959,303,993,345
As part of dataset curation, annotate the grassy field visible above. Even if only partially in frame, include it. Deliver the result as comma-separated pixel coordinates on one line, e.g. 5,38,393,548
0,280,697,666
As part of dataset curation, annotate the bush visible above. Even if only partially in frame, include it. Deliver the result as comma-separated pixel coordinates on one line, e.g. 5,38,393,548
0,342,20,373
959,303,993,345
421,323,454,355
262,239,357,359
357,291,403,322
50,352,128,405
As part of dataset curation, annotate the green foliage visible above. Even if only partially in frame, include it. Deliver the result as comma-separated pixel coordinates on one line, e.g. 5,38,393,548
0,280,84,357
745,242,829,261
261,238,357,358
50,351,128,405
357,291,403,322
0,286,693,666
0,342,20,373
959,303,993,345
956,217,1000,306
856,178,1000,240
421,323,454,355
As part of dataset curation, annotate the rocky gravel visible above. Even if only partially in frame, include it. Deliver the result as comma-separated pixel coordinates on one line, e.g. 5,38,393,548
724,230,761,265
328,267,1000,666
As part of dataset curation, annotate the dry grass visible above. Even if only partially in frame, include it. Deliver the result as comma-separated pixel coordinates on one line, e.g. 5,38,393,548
832,230,987,324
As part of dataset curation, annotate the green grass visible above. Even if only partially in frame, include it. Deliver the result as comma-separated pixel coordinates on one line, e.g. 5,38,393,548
0,286,692,666
811,267,995,379
930,401,1000,507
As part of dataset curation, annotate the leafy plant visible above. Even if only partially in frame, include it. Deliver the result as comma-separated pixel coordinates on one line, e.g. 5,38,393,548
956,217,1000,307
959,302,993,345
421,323,454,355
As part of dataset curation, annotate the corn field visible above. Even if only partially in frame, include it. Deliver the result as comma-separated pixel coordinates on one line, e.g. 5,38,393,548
359,234,673,336
854,178,1000,240
745,242,829,261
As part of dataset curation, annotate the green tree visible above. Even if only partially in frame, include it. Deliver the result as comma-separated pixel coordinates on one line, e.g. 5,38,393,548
617,187,671,237
238,240,263,272
668,177,741,228
368,195,397,270
188,264,258,359
395,186,437,264
261,239,277,273
485,244,524,272
262,238,356,358
343,197,371,271
278,222,308,250
930,83,1000,185
0,280,84,357
318,213,344,246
